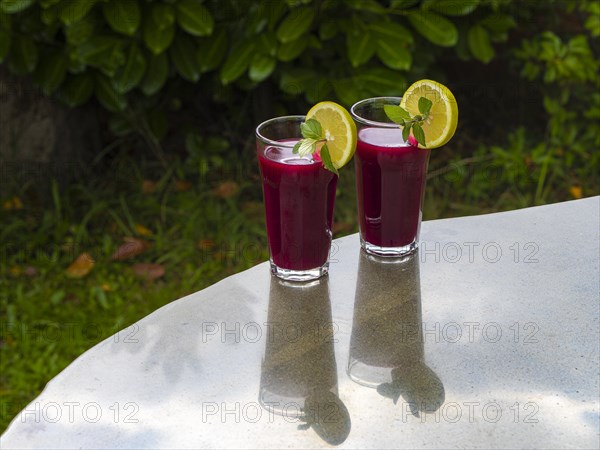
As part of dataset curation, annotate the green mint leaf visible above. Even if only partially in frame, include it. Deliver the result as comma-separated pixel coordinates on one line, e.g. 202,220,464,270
402,124,411,142
292,141,302,154
413,122,426,146
384,105,411,125
297,138,317,157
320,144,338,175
418,97,433,115
300,119,323,140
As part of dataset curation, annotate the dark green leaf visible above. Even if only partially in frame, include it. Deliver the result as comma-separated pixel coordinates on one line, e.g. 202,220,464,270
267,0,286,32
0,27,10,63
109,113,133,136
220,40,255,85
95,74,127,112
257,32,277,57
320,144,338,175
176,0,213,37
246,3,268,34
390,0,420,9
276,6,314,43
196,29,228,73
319,21,337,41
585,14,600,37
0,0,34,14
33,50,68,95
40,6,58,25
301,119,323,140
468,24,494,63
370,21,414,45
412,122,426,146
141,52,168,96
423,0,479,16
402,124,411,142
279,68,315,95
333,77,364,106
40,0,61,9
479,14,516,33
60,0,96,26
8,35,37,74
153,3,174,30
292,141,302,154
170,34,199,82
384,105,411,124
277,37,308,62
419,97,433,115
75,35,125,77
376,35,412,70
57,73,94,107
305,77,332,104
357,67,405,97
65,15,96,45
407,11,458,47
346,31,375,68
113,43,146,93
249,53,275,83
103,0,140,35
347,0,388,14
144,13,174,54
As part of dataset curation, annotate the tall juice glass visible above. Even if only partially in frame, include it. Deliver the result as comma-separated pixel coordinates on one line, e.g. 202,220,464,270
256,116,338,281
351,97,431,257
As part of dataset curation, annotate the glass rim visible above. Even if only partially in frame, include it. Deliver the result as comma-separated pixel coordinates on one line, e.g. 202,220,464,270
255,115,306,148
350,97,403,128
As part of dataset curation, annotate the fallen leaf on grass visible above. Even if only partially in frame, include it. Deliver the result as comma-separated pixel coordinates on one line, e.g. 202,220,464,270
213,181,239,199
3,197,23,210
135,224,153,236
111,237,150,261
197,239,215,251
174,180,193,192
569,186,582,199
66,253,95,279
142,180,158,194
132,263,165,281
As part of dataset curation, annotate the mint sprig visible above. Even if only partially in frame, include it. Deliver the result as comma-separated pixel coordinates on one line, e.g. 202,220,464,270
292,118,339,175
384,97,433,147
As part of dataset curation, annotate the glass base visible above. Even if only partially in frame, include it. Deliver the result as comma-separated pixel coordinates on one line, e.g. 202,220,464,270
259,388,306,419
347,360,393,388
270,260,329,282
360,237,418,258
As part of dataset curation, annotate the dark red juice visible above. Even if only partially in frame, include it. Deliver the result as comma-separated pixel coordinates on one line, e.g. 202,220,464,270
355,127,430,248
258,140,338,270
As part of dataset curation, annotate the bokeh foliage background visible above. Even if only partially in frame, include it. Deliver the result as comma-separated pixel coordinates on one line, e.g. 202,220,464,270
0,0,598,432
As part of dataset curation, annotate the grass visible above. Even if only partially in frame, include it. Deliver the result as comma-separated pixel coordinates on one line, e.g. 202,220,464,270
0,133,591,433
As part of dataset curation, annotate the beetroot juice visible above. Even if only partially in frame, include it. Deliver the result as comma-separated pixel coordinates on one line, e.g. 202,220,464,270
355,127,430,254
351,98,431,257
256,116,337,281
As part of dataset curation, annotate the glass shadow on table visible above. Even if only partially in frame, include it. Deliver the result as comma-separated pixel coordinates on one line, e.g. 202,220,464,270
259,277,351,445
348,250,445,417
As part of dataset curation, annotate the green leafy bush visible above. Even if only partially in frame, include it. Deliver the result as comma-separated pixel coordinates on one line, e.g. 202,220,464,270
430,0,599,209
0,0,598,201
0,0,519,125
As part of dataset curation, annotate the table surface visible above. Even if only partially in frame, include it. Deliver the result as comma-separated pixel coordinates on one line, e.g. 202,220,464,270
2,197,599,449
